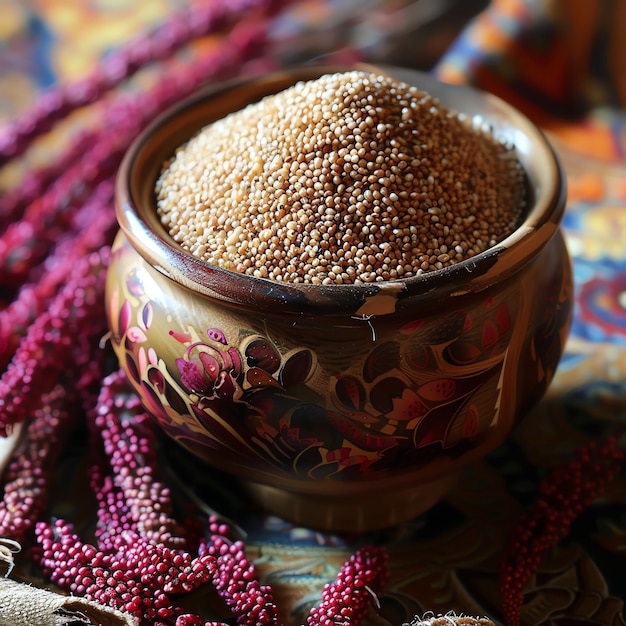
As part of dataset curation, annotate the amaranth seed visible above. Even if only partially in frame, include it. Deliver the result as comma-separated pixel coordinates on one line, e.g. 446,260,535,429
155,70,526,285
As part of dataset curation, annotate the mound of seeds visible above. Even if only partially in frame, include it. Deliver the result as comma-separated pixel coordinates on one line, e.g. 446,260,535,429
156,70,526,285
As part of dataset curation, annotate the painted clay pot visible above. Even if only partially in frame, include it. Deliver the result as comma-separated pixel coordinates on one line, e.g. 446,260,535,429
107,66,572,532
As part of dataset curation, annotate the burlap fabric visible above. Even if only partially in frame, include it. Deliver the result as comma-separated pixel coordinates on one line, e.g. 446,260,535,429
0,578,137,626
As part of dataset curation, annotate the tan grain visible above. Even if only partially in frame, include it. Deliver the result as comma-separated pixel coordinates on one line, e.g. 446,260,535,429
156,70,526,285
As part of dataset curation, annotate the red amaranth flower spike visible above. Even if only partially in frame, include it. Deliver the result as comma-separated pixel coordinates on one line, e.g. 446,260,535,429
499,437,624,626
90,369,189,550
0,4,398,625
36,520,217,622
0,9,276,431
0,127,97,228
0,385,80,543
306,545,388,626
0,21,272,291
0,247,110,435
0,180,116,367
200,524,282,626
0,18,274,431
32,374,283,624
0,132,125,288
0,0,292,166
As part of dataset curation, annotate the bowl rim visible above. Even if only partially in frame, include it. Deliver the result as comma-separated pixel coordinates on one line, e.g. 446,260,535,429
115,64,566,317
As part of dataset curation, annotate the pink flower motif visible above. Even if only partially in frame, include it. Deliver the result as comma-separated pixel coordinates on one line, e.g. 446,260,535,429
387,388,428,422
168,327,247,413
176,349,240,402
148,347,158,366
176,357,212,394
126,326,147,343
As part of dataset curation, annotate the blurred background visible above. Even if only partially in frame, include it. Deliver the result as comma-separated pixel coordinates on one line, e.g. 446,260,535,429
0,0,494,122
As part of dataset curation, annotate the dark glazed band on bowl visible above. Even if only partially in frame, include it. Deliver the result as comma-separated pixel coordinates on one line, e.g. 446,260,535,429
115,65,565,317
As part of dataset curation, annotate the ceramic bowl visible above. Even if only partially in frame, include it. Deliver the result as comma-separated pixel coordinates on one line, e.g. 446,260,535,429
106,65,572,532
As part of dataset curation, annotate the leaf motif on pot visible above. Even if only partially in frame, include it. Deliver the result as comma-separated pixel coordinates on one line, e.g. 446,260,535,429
404,338,430,370
246,367,282,389
443,340,482,365
125,352,140,383
481,319,499,349
334,376,366,411
279,349,313,388
463,313,473,332
148,347,158,366
138,346,148,377
388,388,429,422
363,341,400,382
418,378,456,402
400,318,425,333
462,404,479,438
245,338,281,373
412,399,466,447
496,302,511,333
148,367,166,394
118,299,132,336
140,302,153,331
140,381,166,420
425,311,468,344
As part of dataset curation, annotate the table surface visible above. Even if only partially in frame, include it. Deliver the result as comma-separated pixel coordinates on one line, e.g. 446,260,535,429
0,1,625,625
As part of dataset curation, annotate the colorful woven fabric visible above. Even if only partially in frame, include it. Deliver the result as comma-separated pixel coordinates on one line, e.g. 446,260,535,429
0,1,624,625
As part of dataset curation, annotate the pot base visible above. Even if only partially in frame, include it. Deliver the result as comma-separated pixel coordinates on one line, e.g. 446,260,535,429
240,474,458,533
162,435,458,533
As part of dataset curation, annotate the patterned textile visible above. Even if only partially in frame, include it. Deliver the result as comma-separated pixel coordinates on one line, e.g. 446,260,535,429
0,1,625,625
